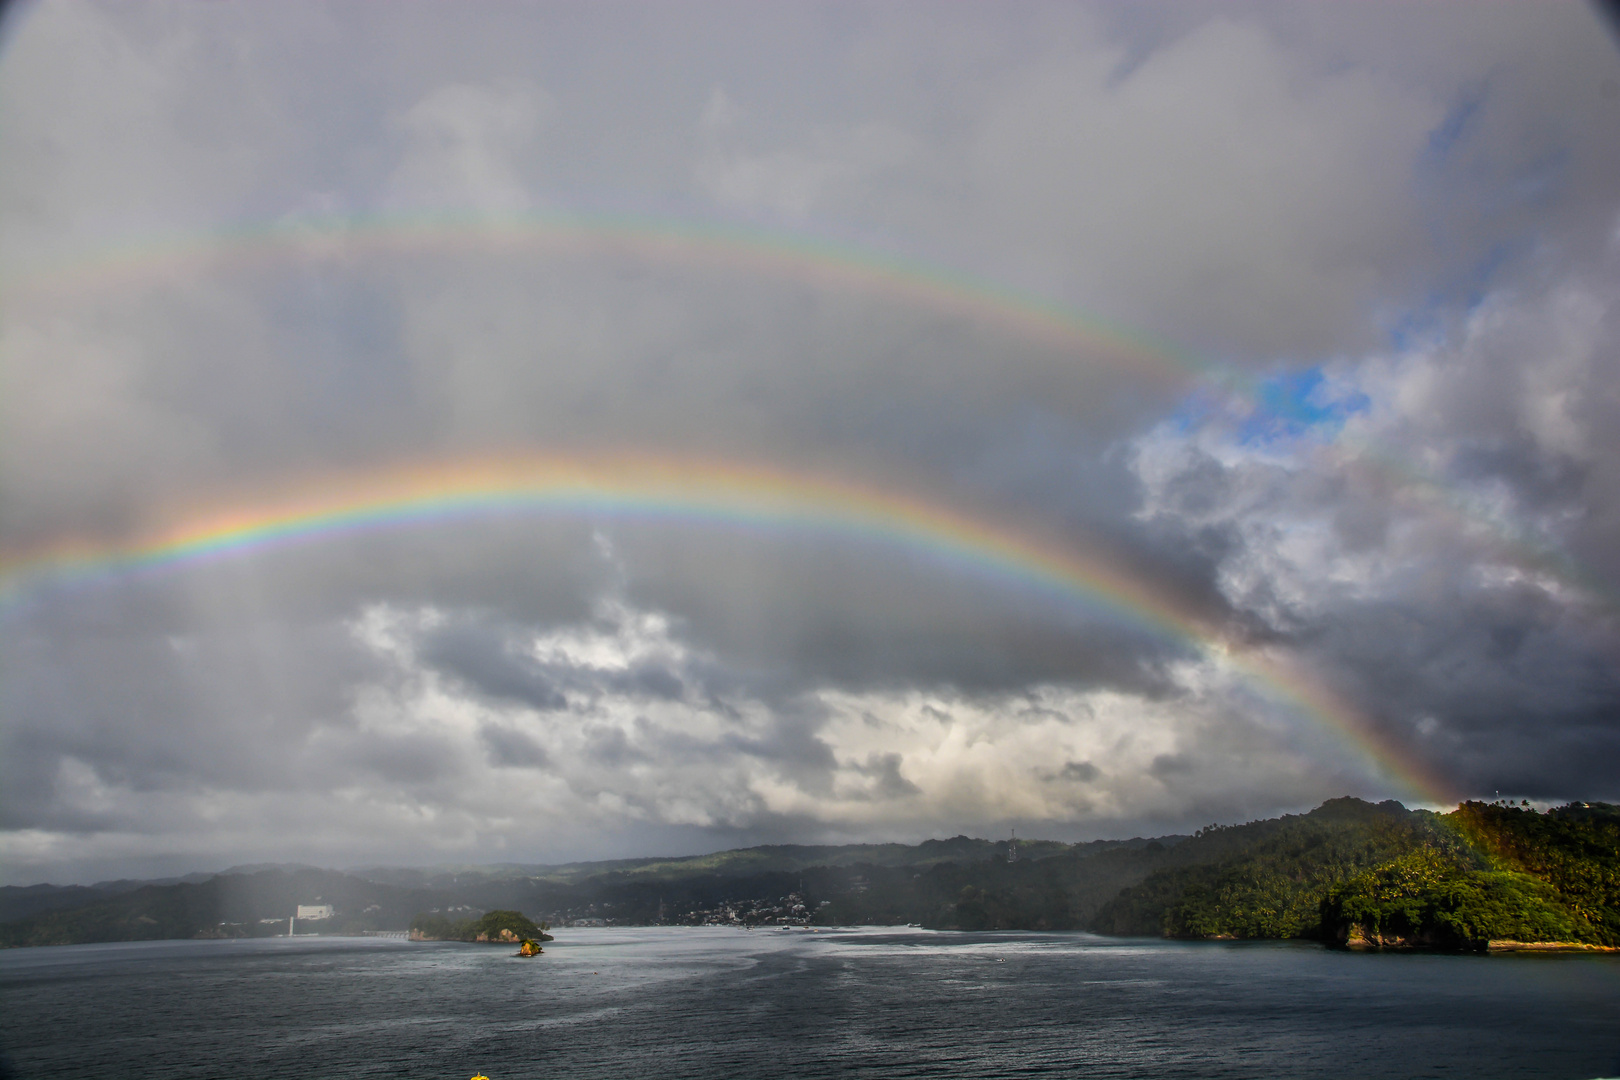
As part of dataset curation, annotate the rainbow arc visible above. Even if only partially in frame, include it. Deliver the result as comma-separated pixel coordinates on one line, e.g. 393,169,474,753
0,453,1458,805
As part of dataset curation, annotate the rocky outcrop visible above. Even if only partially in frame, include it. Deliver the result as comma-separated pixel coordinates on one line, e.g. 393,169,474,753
1485,940,1619,953
1338,924,1465,951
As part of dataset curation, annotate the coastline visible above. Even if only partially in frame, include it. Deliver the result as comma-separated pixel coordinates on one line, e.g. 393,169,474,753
1486,939,1620,953
1340,930,1620,953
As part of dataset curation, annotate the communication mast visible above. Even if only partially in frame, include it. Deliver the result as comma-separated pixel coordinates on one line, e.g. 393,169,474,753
1007,829,1018,864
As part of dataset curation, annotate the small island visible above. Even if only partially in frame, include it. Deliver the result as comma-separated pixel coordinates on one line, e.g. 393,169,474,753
409,909,553,947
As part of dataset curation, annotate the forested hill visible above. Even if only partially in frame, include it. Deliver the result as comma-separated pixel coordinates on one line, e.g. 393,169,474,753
3,799,1614,950
797,797,1619,948
0,836,1137,947
349,835,1079,889
1093,799,1619,949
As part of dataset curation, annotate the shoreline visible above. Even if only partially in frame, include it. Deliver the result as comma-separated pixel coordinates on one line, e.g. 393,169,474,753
1340,932,1619,953
1485,939,1620,953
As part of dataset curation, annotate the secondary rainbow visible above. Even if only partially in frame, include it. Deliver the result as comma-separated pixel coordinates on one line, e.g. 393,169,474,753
16,206,1613,612
10,208,1604,613
0,453,1457,804
4,209,1221,390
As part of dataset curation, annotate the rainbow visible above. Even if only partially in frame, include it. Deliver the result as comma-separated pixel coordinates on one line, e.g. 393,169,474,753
0,453,1457,804
3,209,1223,391
9,208,1605,615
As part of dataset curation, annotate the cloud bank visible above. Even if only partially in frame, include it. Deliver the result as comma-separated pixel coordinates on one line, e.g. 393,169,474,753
1,0,1616,882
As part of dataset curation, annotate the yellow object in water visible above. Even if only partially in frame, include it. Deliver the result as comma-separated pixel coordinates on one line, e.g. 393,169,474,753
470,1074,490,1079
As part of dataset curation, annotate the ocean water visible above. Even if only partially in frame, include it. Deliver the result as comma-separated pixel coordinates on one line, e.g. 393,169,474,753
2,927,1618,1079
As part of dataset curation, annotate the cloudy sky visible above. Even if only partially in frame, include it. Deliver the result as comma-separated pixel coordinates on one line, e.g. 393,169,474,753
2,1,1617,884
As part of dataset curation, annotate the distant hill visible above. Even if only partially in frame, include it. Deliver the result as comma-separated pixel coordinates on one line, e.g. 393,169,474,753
0,871,227,923
0,883,127,924
4,801,1613,950
0,869,438,948
0,836,1073,946
347,835,1076,889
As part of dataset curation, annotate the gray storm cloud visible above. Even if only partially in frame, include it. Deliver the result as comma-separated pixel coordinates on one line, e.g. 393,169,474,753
0,0,1616,882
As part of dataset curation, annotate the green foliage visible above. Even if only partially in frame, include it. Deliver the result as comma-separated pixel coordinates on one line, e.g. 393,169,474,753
1323,856,1586,949
1449,801,1620,944
1093,798,1618,950
811,839,1189,930
1093,798,1446,939
580,836,1076,886
1320,802,1620,948
472,909,542,941
409,909,551,942
6,800,1613,951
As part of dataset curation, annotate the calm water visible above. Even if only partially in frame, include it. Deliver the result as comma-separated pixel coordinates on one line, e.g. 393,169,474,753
2,927,1618,1079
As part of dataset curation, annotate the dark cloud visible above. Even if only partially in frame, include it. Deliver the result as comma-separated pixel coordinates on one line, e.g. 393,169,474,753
417,621,569,712
337,732,461,786
1058,761,1100,783
2,0,1618,881
478,724,550,770
856,753,922,799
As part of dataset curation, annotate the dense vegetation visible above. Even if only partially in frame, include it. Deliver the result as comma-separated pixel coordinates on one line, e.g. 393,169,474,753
1093,798,1452,938
1093,799,1618,949
410,909,551,943
813,838,1184,930
1319,802,1620,949
4,799,1613,951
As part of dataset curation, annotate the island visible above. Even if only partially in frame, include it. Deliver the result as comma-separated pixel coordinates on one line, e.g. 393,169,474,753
408,909,553,945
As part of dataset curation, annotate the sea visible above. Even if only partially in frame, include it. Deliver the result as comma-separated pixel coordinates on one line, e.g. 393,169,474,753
2,927,1618,1079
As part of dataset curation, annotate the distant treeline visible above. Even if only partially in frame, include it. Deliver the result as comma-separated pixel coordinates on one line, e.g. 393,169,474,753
853,797,1618,949
0,835,1130,948
3,798,1614,951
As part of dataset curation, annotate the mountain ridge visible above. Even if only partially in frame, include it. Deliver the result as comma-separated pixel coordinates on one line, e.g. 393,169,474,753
4,798,1613,951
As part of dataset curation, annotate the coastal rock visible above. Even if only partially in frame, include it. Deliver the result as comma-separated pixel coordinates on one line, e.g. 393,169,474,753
1485,940,1620,953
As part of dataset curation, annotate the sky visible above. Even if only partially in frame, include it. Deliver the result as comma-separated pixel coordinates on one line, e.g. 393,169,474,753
1,1,1618,885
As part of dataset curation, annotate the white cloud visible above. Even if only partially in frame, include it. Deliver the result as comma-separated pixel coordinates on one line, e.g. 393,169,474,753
1129,252,1620,794
3,1,1618,881
0,590,1373,880
693,86,916,222
384,80,549,214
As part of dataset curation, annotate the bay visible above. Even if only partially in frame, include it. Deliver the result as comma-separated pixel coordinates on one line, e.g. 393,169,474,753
2,927,1618,1079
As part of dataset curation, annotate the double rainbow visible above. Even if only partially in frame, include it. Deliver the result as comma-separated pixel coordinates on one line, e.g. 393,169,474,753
0,453,1457,805
8,208,1601,616
1,212,1470,802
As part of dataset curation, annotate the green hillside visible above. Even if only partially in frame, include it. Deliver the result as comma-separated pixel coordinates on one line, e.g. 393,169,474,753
5,800,1612,951
410,909,552,943
1093,799,1619,949
353,835,1075,888
1320,801,1620,948
1092,798,1448,938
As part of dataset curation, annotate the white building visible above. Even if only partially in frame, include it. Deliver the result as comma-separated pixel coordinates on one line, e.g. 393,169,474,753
296,904,335,920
